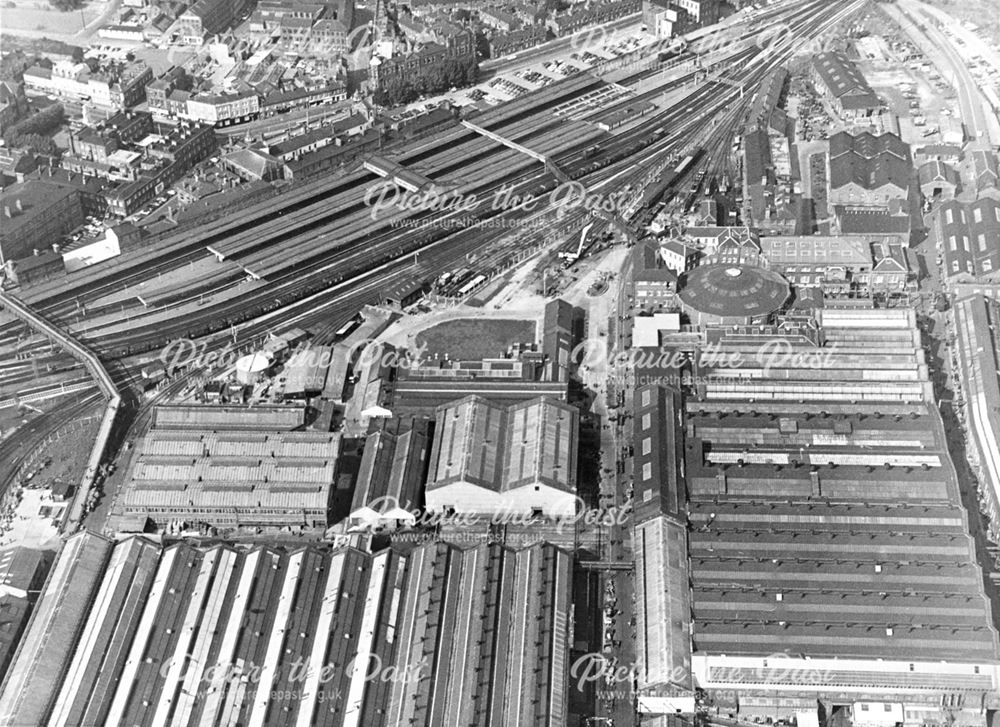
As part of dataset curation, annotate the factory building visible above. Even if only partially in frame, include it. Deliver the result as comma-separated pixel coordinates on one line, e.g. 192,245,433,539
953,295,1000,541
112,404,339,532
425,395,579,518
935,197,1000,282
828,131,912,210
632,385,693,713
0,536,572,727
760,235,911,296
811,52,882,119
347,418,430,532
681,307,1000,725
385,300,578,417
0,531,113,727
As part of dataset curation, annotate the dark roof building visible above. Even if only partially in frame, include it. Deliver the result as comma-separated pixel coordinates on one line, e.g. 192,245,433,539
0,547,49,680
348,418,430,531
684,308,1000,719
811,51,881,117
936,198,1000,281
632,384,685,525
0,531,113,726
745,66,788,135
3,535,572,727
0,178,86,264
425,395,579,518
833,204,911,237
677,264,790,326
828,131,912,210
0,548,46,601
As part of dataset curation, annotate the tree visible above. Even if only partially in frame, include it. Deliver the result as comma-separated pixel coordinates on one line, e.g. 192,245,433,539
48,0,85,11
5,132,58,155
6,103,63,137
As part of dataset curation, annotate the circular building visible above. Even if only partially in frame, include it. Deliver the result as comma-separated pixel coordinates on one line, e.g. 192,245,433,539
235,352,273,385
677,264,790,326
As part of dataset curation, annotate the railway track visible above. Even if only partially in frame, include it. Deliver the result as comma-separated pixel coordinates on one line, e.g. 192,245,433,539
0,0,867,488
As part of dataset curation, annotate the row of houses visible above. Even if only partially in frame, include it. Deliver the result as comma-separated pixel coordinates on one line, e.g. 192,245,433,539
145,64,348,127
21,60,153,110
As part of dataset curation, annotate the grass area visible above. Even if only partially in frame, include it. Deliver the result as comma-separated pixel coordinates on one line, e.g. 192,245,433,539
416,318,536,360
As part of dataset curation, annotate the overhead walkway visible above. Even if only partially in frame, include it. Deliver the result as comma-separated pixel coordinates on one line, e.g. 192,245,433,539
0,291,121,533
363,154,435,193
460,119,571,184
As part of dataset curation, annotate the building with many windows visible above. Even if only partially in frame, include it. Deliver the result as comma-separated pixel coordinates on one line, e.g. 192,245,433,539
103,123,217,216
936,197,1000,282
22,61,151,109
828,131,911,209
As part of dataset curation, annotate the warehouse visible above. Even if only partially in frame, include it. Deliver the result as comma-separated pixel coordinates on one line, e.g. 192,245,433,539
0,531,113,727
151,403,306,430
113,408,340,531
425,395,579,518
347,418,430,532
631,385,693,712
953,295,1000,541
681,307,1000,725
4,536,572,727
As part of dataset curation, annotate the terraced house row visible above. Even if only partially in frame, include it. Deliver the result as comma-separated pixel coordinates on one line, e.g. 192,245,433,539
0,533,572,727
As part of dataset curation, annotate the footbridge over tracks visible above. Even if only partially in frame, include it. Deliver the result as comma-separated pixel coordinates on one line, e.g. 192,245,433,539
0,291,121,534
460,119,571,184
363,154,436,193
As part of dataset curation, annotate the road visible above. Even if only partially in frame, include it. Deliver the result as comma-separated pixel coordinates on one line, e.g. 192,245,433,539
886,0,994,144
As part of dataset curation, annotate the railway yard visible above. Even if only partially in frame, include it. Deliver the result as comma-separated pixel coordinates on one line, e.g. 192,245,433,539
8,0,1000,725
0,0,865,518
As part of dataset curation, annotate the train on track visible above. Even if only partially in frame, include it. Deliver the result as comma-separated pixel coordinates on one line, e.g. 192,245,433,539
640,148,706,211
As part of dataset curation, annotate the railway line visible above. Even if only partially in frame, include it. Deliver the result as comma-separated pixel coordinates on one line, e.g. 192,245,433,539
0,0,867,475
0,2,857,410
16,5,811,318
